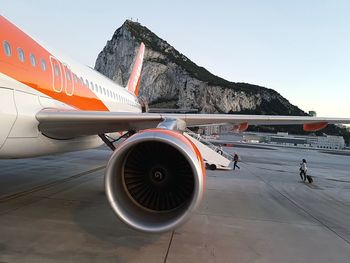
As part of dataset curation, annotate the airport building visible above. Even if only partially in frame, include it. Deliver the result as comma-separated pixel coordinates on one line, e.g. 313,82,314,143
220,132,346,149
204,125,220,135
203,124,347,149
267,133,345,149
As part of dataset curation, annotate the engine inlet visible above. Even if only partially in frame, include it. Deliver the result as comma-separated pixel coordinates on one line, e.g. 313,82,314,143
124,142,195,211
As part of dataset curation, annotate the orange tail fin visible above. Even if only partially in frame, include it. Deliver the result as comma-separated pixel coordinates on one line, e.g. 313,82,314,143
127,42,145,96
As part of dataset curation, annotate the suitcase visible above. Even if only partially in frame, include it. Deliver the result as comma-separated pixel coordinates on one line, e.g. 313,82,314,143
306,175,313,183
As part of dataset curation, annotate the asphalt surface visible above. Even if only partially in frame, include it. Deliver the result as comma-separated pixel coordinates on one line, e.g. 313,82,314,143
0,145,350,262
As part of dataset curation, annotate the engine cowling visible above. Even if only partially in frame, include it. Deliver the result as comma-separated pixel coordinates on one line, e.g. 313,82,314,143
105,128,206,233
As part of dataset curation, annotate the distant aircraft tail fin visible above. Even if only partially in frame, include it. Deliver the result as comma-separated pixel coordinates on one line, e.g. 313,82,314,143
127,42,145,96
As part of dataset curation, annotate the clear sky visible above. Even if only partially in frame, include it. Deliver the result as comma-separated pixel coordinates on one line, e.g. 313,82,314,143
2,0,350,118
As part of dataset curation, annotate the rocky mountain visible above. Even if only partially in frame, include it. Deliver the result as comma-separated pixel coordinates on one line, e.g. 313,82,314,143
95,20,305,116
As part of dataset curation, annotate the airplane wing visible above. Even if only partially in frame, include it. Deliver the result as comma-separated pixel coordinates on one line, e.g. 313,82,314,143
36,109,350,139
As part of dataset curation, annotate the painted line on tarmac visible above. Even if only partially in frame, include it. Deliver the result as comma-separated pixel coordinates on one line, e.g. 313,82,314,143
244,162,350,246
0,166,105,203
163,231,175,263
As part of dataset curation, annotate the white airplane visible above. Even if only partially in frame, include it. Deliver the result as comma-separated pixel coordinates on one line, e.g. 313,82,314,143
1,15,349,233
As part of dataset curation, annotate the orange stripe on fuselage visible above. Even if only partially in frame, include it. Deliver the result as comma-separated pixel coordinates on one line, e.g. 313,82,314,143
0,16,108,111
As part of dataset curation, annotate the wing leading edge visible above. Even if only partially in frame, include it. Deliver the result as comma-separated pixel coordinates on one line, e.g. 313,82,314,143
36,109,350,139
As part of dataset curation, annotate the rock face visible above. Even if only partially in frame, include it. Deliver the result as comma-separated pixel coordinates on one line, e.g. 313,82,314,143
95,20,305,115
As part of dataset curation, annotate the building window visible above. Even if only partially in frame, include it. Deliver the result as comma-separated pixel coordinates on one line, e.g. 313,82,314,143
40,58,47,71
3,41,12,56
30,53,36,67
17,48,25,62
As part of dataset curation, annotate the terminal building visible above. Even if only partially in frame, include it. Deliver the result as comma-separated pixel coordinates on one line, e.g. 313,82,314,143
266,133,345,149
203,123,347,149
219,131,346,149
241,132,345,149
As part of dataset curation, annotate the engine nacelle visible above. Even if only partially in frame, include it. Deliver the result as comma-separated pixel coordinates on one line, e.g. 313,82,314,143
105,128,206,233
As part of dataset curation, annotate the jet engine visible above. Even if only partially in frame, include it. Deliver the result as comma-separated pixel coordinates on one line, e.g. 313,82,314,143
105,128,206,233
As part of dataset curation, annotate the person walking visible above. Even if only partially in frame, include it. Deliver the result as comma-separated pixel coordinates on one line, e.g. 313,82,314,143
299,159,308,182
233,153,240,170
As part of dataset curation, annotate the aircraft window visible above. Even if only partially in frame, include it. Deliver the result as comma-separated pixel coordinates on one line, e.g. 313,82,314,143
66,71,71,81
85,79,89,88
80,77,84,85
107,89,110,97
73,74,78,84
95,83,98,92
103,87,106,95
99,86,102,93
3,41,12,56
30,53,36,67
17,48,25,62
54,65,60,76
90,81,94,91
40,58,46,71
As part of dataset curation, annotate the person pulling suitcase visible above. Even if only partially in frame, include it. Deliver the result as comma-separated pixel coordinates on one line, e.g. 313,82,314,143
299,159,313,183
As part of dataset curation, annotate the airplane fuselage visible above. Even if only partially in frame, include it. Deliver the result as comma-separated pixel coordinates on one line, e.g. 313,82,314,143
0,16,141,158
